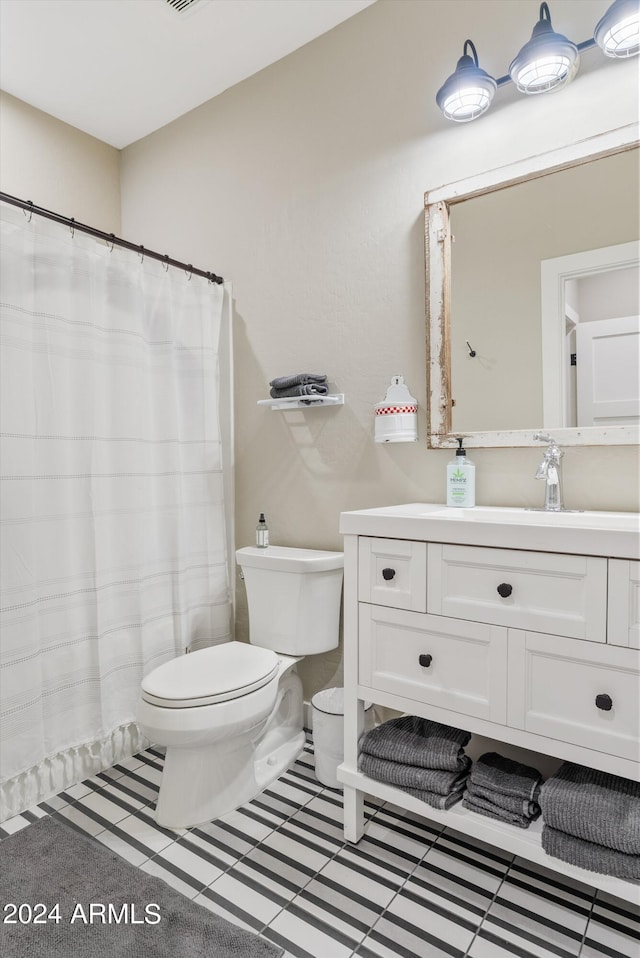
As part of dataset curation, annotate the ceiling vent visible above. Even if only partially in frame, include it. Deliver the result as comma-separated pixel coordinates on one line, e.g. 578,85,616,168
165,0,203,14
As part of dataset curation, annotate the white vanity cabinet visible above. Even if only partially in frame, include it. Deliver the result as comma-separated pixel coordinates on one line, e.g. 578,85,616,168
338,504,640,903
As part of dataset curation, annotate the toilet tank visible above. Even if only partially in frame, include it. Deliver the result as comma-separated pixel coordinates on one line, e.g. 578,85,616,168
236,546,344,655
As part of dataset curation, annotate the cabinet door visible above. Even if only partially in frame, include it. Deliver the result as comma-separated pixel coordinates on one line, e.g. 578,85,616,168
508,630,640,762
427,544,607,641
358,604,507,723
358,538,427,612
608,559,640,649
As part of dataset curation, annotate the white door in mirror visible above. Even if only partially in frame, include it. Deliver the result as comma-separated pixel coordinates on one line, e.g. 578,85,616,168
576,314,640,426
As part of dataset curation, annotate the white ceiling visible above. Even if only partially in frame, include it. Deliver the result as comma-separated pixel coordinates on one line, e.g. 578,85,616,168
0,0,376,149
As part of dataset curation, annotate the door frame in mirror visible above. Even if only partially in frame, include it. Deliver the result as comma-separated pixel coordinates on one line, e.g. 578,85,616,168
425,123,640,448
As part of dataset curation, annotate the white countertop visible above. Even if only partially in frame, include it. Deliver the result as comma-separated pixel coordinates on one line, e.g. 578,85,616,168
339,503,640,559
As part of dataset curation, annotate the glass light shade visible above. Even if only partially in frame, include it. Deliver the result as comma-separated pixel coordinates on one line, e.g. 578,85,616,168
436,48,497,122
509,7,579,93
595,0,640,57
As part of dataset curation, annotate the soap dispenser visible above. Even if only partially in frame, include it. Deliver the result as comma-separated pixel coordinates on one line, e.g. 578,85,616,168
255,513,269,548
446,438,475,507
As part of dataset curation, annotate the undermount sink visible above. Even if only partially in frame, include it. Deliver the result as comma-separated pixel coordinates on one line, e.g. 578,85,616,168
425,507,640,531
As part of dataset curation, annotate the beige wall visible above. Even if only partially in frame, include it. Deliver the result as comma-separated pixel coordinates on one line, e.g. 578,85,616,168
0,91,120,233
120,0,640,701
3,1,639,703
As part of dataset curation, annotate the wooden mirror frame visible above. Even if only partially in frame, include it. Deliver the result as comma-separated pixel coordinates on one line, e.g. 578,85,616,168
425,123,640,449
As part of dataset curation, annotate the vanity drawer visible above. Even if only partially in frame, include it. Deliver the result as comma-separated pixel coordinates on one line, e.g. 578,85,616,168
358,604,507,723
508,631,640,763
358,537,427,612
427,544,607,641
608,559,640,649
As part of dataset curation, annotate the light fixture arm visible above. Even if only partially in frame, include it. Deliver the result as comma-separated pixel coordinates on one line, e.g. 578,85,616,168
463,39,479,65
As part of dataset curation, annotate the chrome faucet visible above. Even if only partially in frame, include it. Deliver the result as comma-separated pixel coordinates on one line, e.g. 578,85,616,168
533,433,564,512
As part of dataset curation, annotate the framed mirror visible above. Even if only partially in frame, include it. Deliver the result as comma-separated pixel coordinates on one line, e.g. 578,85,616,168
425,124,640,448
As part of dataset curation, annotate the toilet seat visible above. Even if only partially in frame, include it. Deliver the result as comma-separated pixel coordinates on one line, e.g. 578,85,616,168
140,643,279,709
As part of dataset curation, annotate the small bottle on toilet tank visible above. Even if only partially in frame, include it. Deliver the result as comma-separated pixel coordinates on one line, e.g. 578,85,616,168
256,513,269,548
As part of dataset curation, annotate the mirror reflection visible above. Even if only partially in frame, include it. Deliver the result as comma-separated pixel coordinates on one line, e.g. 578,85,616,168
448,149,640,435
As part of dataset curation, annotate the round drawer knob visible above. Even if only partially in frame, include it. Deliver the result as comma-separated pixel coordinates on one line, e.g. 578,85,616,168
382,568,396,581
595,693,613,711
497,582,513,598
419,654,433,668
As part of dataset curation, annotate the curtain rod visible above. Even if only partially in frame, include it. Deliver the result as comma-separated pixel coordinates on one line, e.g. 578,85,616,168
0,192,224,284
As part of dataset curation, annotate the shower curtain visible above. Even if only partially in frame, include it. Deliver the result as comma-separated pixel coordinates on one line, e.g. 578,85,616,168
0,203,232,820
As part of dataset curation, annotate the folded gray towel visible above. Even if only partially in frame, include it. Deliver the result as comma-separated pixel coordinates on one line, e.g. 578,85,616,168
540,763,640,855
542,825,640,881
404,783,466,811
462,793,539,829
360,716,471,772
269,382,329,398
469,752,542,802
269,374,328,389
467,782,540,818
359,753,468,796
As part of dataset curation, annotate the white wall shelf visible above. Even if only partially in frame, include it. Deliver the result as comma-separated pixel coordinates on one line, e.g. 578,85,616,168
257,394,344,410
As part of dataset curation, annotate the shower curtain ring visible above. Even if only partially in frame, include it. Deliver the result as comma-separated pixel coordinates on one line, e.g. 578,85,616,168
185,265,193,281
108,233,116,252
23,201,33,223
69,217,75,238
163,255,169,272
139,245,145,262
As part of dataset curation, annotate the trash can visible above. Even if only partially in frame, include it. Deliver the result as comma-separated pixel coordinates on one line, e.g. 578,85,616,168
311,688,374,789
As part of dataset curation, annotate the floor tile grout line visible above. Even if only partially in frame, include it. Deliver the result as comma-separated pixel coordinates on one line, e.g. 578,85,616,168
463,851,599,958
461,850,514,958
364,803,517,958
348,800,456,957
251,790,364,945
188,766,345,935
243,767,386,951
576,891,599,958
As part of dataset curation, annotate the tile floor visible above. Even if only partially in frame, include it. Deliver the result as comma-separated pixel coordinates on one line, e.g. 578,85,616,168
1,733,638,958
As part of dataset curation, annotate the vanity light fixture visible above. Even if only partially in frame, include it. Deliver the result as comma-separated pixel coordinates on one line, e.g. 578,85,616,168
436,0,639,122
509,2,579,94
595,0,640,57
435,40,497,122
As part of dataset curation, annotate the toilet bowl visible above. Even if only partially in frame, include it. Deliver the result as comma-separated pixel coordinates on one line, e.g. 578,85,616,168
137,545,344,828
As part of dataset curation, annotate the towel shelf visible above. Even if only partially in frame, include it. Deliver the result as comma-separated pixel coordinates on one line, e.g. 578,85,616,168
257,394,344,410
338,767,638,903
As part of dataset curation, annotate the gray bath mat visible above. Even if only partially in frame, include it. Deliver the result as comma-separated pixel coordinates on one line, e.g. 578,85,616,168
0,817,283,957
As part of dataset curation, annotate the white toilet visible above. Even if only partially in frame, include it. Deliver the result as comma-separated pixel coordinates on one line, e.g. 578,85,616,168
137,545,344,828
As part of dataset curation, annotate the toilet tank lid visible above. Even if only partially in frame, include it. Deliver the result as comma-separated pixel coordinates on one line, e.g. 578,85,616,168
236,545,344,572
